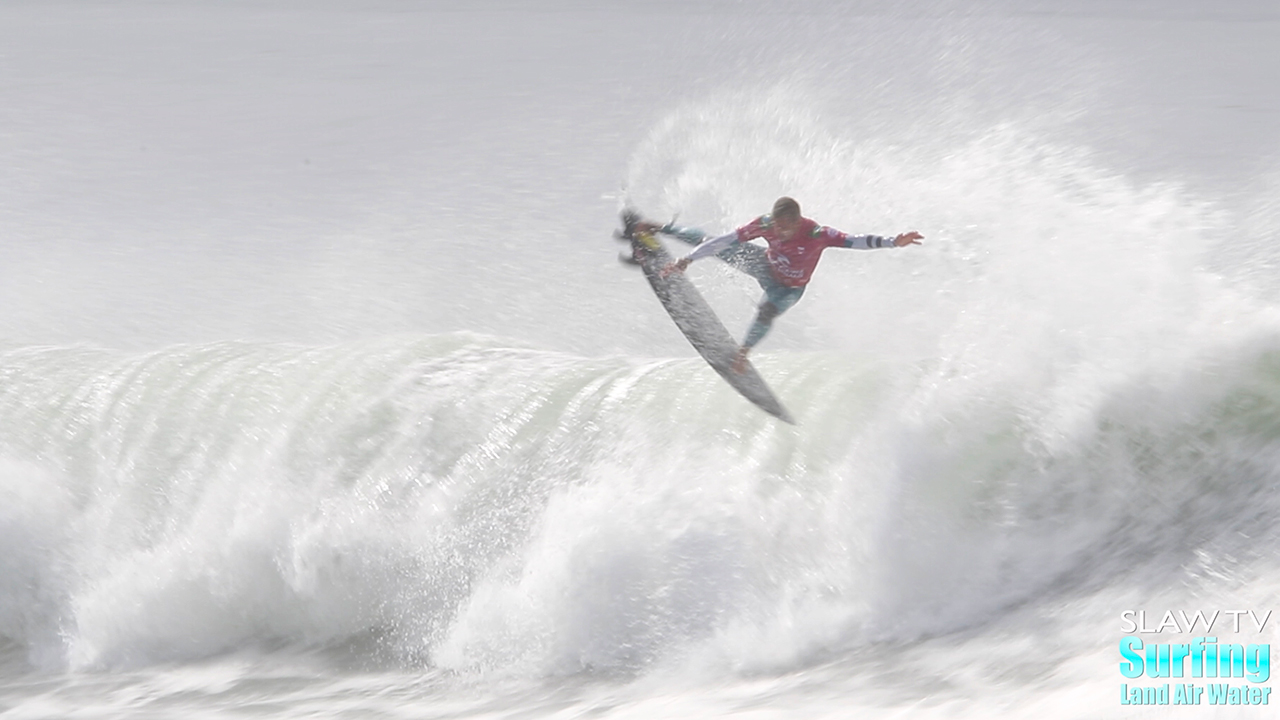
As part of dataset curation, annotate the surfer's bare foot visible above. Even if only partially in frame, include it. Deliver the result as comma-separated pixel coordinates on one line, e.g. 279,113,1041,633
731,347,750,374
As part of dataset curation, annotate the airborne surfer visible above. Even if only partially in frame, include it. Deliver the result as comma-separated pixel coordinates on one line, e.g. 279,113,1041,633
633,197,922,373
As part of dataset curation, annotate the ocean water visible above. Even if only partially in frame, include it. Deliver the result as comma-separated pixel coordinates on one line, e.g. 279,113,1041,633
2,1,1279,717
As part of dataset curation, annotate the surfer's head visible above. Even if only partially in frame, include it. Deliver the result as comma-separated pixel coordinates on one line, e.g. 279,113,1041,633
772,196,802,239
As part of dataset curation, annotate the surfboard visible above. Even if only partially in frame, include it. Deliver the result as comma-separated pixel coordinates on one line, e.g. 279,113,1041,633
619,212,795,424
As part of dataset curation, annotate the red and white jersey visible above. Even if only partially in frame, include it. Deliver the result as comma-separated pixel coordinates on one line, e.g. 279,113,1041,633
733,215,895,287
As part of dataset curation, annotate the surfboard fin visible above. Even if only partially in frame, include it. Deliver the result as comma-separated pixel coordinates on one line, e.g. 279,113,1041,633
619,209,641,240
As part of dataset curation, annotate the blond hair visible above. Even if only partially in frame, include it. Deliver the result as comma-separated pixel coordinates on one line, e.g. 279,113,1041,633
772,196,801,220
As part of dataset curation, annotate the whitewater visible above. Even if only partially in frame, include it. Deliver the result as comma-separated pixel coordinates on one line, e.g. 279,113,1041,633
2,1,1279,718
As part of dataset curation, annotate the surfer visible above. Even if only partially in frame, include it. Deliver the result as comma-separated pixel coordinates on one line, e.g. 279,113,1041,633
636,197,922,373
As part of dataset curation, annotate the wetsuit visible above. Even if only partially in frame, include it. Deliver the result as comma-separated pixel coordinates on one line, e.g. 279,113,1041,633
664,214,900,349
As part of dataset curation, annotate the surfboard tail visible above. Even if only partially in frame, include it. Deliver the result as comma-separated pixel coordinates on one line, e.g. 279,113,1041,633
619,209,642,240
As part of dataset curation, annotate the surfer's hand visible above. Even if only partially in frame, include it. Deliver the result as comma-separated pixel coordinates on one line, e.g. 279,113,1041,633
660,257,691,278
894,231,923,247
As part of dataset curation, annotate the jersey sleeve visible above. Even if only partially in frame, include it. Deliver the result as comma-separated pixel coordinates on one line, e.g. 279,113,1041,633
813,225,895,249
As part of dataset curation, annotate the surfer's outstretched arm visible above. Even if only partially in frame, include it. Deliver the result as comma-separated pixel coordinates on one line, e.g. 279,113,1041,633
836,230,924,249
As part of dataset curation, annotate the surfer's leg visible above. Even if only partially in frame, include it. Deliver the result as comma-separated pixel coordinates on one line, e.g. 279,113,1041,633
723,243,772,282
733,290,799,373
664,226,710,247
741,285,805,351
688,238,771,281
